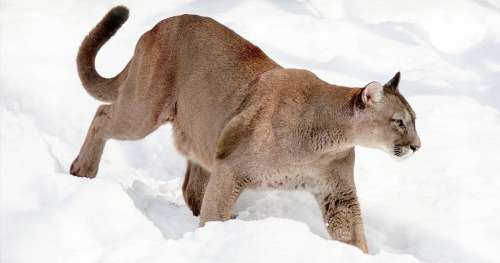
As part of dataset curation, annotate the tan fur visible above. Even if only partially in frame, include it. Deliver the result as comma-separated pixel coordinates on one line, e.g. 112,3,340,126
182,161,210,216
71,6,421,253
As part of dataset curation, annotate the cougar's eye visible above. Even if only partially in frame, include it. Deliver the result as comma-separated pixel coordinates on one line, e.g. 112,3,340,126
392,119,405,129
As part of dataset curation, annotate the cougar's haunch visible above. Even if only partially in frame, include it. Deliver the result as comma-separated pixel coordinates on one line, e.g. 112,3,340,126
71,6,421,253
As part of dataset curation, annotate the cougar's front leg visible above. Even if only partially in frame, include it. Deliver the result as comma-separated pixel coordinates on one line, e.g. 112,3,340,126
315,188,368,253
312,149,368,253
182,161,210,216
199,170,245,226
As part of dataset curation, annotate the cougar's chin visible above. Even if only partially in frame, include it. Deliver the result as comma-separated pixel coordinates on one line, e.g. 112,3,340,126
391,144,413,160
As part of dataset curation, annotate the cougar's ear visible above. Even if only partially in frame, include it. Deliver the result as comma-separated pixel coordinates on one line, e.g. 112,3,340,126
384,72,400,91
359,81,384,108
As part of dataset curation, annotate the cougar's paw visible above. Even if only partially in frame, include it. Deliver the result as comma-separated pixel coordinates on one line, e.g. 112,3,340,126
69,156,97,178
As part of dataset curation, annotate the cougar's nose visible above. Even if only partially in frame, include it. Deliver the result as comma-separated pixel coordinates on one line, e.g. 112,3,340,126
410,144,419,152
410,137,421,152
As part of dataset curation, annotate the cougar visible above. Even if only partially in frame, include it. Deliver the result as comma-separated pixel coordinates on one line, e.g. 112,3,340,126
71,6,421,253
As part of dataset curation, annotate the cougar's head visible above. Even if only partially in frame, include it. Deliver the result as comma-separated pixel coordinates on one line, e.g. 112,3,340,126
353,72,421,159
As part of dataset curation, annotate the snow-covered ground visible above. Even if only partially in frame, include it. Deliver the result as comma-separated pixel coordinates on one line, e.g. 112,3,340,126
1,0,500,262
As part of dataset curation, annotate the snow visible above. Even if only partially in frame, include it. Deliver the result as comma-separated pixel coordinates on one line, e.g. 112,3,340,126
1,0,500,262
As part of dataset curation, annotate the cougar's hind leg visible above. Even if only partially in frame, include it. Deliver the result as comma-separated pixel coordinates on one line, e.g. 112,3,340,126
70,20,178,178
70,84,175,178
182,160,211,216
70,104,113,178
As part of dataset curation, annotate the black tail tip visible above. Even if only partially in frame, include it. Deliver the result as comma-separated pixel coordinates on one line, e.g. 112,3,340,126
108,5,129,21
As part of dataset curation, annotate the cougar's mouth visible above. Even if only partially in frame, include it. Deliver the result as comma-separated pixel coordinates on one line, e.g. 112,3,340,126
393,144,403,157
392,144,413,159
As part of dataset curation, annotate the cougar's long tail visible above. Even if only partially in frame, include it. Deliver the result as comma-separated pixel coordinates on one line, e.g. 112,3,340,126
77,6,129,102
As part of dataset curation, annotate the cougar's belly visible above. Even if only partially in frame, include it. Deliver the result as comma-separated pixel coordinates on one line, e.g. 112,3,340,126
244,163,327,194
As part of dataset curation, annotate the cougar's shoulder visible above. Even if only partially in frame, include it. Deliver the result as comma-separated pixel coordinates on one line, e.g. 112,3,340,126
215,68,331,160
